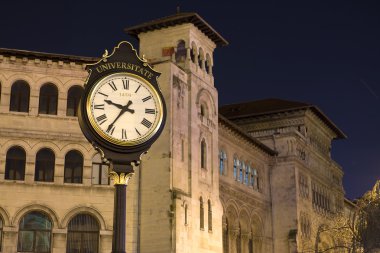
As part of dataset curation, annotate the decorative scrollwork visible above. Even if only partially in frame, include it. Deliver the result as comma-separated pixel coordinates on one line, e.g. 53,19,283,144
109,171,134,185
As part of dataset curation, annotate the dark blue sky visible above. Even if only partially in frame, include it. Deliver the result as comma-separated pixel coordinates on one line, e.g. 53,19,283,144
1,0,379,199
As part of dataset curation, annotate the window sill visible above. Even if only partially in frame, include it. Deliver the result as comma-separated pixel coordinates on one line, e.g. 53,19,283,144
8,111,29,116
34,181,54,185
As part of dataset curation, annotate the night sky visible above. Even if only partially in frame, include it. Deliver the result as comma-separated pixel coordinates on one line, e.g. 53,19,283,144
1,0,379,199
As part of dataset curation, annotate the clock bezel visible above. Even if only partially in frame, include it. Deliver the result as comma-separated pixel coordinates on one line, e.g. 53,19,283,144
86,72,164,147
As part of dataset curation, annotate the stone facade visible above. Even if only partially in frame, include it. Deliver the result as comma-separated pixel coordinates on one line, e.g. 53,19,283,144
0,13,349,253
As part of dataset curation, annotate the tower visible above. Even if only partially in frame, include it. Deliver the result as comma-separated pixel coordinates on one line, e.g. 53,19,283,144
125,12,228,253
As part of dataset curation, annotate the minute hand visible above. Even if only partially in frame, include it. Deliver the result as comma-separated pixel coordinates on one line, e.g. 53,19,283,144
104,99,124,109
106,100,135,132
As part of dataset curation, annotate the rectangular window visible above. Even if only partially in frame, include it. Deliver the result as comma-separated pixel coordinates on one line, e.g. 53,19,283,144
92,164,109,185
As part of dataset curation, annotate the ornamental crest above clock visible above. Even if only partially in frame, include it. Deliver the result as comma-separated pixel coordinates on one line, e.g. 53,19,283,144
78,41,166,168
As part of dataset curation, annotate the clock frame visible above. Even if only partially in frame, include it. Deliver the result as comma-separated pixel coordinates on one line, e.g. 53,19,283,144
78,41,166,169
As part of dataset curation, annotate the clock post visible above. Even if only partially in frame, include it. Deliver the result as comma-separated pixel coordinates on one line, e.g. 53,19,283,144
78,41,166,253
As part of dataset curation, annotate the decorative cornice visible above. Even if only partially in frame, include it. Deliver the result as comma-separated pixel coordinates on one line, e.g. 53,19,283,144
218,114,277,156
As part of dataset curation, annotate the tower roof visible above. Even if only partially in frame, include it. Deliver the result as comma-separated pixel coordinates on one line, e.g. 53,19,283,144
125,12,228,47
220,98,347,139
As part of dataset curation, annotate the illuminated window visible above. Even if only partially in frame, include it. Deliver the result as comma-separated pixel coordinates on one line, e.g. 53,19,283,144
66,214,99,253
219,150,227,175
246,164,252,186
64,150,83,183
239,161,244,182
5,146,26,181
39,83,58,115
10,80,30,112
233,157,239,180
92,153,109,185
66,86,83,116
17,211,52,253
35,148,55,182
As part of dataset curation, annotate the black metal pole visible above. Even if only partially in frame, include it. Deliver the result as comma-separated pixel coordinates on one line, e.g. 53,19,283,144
112,182,127,253
110,164,134,253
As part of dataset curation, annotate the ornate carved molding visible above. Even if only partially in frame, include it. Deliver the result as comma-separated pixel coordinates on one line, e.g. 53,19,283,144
109,171,134,185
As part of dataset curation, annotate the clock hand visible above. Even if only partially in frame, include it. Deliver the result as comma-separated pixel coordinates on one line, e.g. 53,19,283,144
122,100,135,114
106,101,135,133
104,99,124,109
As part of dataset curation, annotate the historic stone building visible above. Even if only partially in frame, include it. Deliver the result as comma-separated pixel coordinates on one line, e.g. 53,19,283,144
0,12,347,253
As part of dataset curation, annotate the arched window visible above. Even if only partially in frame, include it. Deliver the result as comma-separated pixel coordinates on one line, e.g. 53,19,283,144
35,148,55,182
222,218,229,253
10,80,30,112
64,150,83,183
233,157,239,180
208,199,212,231
198,48,204,69
39,83,58,115
219,150,227,175
200,197,204,230
245,162,250,185
66,86,83,116
5,146,26,181
201,139,207,169
239,161,244,183
92,153,109,185
17,211,52,253
175,40,186,63
184,204,188,225
190,44,196,63
66,214,99,253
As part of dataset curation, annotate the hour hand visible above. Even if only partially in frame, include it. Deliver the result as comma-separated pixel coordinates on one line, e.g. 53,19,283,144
104,99,123,109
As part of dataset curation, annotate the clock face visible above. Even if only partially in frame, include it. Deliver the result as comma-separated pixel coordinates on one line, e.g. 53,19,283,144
86,72,164,146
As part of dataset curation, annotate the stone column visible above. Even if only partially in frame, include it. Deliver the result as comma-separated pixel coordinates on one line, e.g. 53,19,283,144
185,48,191,68
229,229,239,253
241,232,251,253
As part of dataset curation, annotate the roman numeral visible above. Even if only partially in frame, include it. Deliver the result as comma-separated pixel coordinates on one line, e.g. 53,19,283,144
141,118,152,128
135,128,141,136
122,129,127,139
145,108,155,114
98,92,108,97
135,84,141,93
122,79,129,90
106,124,115,135
108,81,117,91
94,104,104,110
142,96,152,102
96,114,107,125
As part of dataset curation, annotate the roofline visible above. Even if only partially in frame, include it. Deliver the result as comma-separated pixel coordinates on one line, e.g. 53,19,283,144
0,48,98,64
125,12,228,47
219,114,277,156
223,105,347,140
344,197,358,208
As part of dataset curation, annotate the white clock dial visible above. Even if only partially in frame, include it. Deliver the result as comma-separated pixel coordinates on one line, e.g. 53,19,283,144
87,73,163,146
